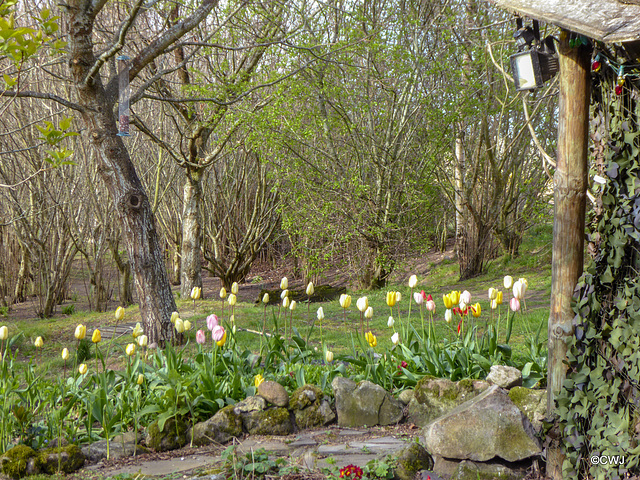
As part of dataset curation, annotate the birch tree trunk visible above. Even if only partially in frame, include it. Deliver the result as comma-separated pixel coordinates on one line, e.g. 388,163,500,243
180,168,204,298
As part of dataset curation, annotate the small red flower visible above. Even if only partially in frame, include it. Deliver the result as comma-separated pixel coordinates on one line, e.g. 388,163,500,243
591,60,601,72
426,293,433,302
615,84,623,95
421,290,427,301
339,464,363,480
397,360,408,370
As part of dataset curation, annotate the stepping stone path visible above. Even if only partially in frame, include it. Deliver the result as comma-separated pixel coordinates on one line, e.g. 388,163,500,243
85,426,414,478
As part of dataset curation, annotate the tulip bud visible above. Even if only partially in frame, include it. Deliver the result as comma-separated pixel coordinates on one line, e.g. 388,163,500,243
413,292,424,305
317,307,325,320
408,275,417,288
339,294,351,309
184,320,192,331
391,332,400,345
496,291,503,305
443,294,453,309
190,286,201,300
289,300,297,311
426,300,436,312
449,291,460,305
306,282,314,296
491,299,498,310
504,275,513,289
365,331,377,348
513,281,524,300
78,363,88,375
228,294,237,306
0,326,8,341
137,373,144,385
280,277,288,290
387,316,395,328
171,312,180,324
444,309,453,323
325,350,334,363
115,306,125,321
196,329,206,345
91,330,101,343
281,289,289,299
386,292,397,307
137,334,148,347
488,288,498,301
365,306,373,319
461,290,471,305
395,292,402,303
510,297,521,312
262,293,269,304
357,296,368,312
125,343,136,356
175,319,185,333
219,287,227,299
206,314,218,331
282,297,290,308
74,324,86,340
61,348,70,360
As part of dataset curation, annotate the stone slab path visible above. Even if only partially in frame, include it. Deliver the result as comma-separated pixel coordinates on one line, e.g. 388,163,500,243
87,426,417,478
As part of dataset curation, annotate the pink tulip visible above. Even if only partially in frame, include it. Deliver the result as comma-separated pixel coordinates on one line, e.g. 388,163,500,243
212,325,226,342
420,290,427,301
426,300,436,312
510,297,521,312
196,329,206,345
206,314,219,331
413,292,424,305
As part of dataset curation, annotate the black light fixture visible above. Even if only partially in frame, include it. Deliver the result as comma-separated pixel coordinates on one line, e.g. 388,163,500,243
509,19,559,91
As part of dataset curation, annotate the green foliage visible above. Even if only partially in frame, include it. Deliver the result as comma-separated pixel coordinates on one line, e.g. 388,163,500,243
555,69,640,479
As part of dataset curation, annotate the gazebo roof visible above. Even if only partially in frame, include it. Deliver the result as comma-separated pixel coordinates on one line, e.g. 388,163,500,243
490,0,640,43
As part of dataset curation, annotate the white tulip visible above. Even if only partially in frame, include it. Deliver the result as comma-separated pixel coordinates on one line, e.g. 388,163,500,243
317,307,325,320
391,332,400,345
306,282,314,296
503,275,513,289
365,306,373,319
280,277,288,290
387,316,395,328
445,309,453,323
408,275,417,288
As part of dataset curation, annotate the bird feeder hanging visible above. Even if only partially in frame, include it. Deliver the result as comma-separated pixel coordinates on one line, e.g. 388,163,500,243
117,55,131,136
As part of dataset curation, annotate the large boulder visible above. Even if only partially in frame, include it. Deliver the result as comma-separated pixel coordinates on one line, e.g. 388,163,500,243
258,381,289,407
424,385,541,462
146,417,189,452
486,365,523,389
0,445,40,479
188,405,243,446
394,443,434,480
508,387,547,432
406,377,488,427
289,384,335,428
332,377,402,427
242,407,294,436
451,460,525,480
82,432,147,463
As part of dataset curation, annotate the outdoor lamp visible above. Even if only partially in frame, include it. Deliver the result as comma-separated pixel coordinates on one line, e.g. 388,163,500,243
510,49,559,91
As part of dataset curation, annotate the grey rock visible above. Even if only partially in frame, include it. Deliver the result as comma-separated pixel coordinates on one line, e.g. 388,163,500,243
234,395,267,414
398,389,414,405
451,459,525,480
39,445,85,474
379,394,404,425
508,387,547,433
145,417,188,452
424,385,541,462
290,384,335,428
395,443,434,480
188,405,243,446
332,377,400,427
243,407,294,435
486,365,523,389
258,381,289,407
81,436,147,463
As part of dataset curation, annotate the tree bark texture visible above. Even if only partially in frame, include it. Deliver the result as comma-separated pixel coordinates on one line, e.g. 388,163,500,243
180,168,204,298
546,30,591,480
67,1,178,344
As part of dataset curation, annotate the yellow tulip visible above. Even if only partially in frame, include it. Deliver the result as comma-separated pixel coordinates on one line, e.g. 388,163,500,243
280,277,288,290
137,335,148,347
216,331,227,347
190,286,201,300
471,303,481,317
449,291,460,305
34,336,44,348
0,326,8,341
91,329,101,343
282,297,290,308
496,291,503,305
289,300,297,311
184,320,192,331
137,373,144,385
228,294,237,306
126,343,136,356
219,287,227,299
231,282,239,294
78,363,88,375
262,293,269,304
132,322,143,338
61,348,70,360
365,331,377,348
339,294,351,309
386,292,397,307
175,319,185,333
443,294,453,309
171,312,180,324
74,324,86,340
325,350,334,363
115,306,125,321
254,374,265,388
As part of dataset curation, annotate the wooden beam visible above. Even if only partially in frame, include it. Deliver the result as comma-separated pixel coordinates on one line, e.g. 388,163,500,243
546,29,591,480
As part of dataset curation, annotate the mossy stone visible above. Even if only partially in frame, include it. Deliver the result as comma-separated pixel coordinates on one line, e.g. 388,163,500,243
38,444,85,474
189,405,243,446
395,442,434,480
243,407,294,435
0,445,40,479
146,417,188,451
290,384,323,410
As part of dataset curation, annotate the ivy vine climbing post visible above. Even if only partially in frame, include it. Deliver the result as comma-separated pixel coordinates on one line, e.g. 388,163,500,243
547,29,592,480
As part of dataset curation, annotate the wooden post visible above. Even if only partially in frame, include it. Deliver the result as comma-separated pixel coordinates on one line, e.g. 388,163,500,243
546,29,591,480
